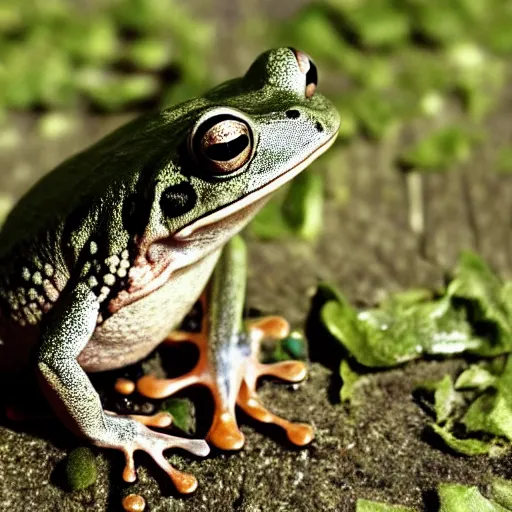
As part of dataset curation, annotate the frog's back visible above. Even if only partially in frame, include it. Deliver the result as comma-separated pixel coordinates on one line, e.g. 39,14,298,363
0,112,172,260
0,108,192,337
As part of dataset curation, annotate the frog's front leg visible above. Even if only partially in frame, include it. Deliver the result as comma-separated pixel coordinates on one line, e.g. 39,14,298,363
36,282,209,494
137,236,314,449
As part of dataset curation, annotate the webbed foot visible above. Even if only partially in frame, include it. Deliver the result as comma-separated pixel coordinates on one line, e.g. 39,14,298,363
136,301,314,450
101,413,209,493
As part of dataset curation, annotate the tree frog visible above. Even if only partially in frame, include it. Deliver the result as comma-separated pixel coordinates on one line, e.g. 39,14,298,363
0,48,339,493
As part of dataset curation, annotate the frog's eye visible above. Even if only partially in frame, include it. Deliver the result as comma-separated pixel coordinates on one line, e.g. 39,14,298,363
290,48,318,99
191,115,253,175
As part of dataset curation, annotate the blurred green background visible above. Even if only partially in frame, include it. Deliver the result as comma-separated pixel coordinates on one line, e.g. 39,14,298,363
1,0,512,242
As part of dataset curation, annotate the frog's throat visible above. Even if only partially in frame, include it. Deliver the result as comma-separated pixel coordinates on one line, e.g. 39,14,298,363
174,131,338,240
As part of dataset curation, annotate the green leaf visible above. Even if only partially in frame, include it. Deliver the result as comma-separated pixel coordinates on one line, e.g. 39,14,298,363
281,331,307,360
434,375,460,424
447,251,512,356
438,483,509,512
352,90,403,139
127,38,171,70
431,424,492,455
322,294,480,368
161,398,195,435
356,498,418,512
490,477,512,510
455,365,496,391
263,331,308,363
462,357,512,441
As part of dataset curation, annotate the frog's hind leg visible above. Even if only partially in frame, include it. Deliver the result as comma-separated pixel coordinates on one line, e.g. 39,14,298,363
136,292,247,451
136,236,314,450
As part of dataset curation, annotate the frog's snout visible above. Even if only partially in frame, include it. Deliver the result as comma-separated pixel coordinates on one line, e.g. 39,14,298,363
289,48,318,99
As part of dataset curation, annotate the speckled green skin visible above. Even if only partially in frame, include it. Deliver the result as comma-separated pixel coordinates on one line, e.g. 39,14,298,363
0,48,339,484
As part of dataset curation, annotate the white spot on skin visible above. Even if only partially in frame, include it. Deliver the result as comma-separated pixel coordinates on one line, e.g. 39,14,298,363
106,255,120,267
88,276,98,288
17,288,27,306
90,241,98,255
28,288,38,301
121,250,129,260
23,306,37,325
32,272,43,285
103,274,116,286
43,279,59,302
43,263,54,277
119,260,130,269
117,268,127,278
98,285,110,303
21,267,31,281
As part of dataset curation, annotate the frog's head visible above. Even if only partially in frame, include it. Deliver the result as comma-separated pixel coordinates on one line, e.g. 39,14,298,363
148,48,339,263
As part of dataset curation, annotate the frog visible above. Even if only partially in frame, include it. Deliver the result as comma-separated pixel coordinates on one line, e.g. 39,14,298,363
0,47,340,494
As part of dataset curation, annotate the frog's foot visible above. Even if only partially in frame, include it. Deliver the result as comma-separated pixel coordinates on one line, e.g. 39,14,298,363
136,313,314,450
235,316,315,447
103,413,208,494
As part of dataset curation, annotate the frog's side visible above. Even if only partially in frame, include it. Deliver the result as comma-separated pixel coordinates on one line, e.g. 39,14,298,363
0,48,339,493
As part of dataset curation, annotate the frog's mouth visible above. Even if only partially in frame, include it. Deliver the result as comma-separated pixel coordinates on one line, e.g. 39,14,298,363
174,131,338,241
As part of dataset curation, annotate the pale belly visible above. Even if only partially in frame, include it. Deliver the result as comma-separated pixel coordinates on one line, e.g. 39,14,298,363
77,249,221,372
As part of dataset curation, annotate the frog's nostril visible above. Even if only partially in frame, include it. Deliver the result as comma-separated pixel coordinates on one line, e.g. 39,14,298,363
286,109,300,119
315,121,324,133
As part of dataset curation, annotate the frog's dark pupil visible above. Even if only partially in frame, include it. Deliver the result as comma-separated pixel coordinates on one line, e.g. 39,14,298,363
306,60,318,86
160,181,197,218
205,134,249,161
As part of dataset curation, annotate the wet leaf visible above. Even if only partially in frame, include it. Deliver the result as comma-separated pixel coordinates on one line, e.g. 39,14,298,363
322,293,480,368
